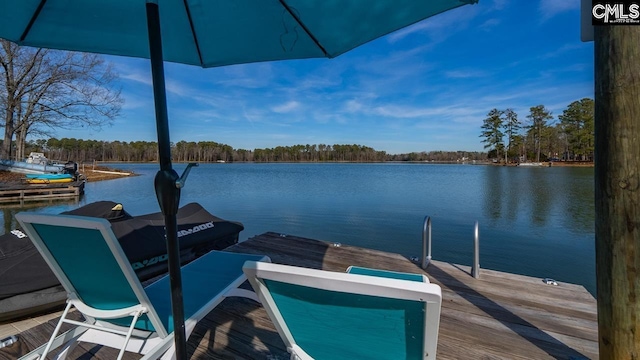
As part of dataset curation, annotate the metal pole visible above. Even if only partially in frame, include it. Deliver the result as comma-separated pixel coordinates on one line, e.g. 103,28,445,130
145,3,187,360
422,216,432,269
471,221,480,278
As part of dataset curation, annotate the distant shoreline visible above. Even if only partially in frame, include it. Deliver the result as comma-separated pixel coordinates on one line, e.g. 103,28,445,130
0,165,134,185
96,160,595,167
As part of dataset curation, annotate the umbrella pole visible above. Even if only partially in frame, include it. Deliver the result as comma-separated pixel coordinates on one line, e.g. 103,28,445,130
146,3,188,360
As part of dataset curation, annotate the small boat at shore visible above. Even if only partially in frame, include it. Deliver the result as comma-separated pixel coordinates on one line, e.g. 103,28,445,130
517,162,545,167
0,152,76,175
24,173,74,184
0,201,244,322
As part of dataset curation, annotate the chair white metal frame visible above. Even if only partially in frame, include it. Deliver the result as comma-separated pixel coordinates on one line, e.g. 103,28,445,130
243,261,442,360
16,213,269,360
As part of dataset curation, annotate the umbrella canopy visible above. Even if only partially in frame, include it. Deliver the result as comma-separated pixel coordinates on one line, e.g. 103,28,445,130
1,0,476,68
0,1,478,358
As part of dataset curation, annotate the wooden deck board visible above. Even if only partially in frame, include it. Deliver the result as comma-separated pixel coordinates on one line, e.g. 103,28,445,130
0,231,598,359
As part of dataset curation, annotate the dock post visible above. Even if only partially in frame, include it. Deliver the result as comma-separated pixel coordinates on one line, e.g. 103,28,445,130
594,25,640,358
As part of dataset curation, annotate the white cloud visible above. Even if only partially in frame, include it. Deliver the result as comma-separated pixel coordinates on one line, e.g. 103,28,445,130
538,0,579,21
217,63,274,89
372,104,484,119
165,79,191,97
479,18,501,30
444,69,489,79
242,106,267,124
344,99,364,113
491,0,509,11
387,4,480,43
540,43,587,60
387,20,438,43
185,109,222,122
121,70,193,97
297,74,342,90
271,101,301,113
121,71,152,86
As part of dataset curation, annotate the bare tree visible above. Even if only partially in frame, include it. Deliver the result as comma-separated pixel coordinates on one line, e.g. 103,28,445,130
0,40,122,160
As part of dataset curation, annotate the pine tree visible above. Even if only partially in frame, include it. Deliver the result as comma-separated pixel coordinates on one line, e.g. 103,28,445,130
503,108,520,163
526,105,553,162
480,108,505,161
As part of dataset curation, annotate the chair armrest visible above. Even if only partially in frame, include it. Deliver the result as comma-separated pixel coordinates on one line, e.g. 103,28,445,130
346,266,429,283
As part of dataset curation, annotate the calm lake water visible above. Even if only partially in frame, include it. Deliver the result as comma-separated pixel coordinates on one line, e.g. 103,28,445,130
1,163,595,294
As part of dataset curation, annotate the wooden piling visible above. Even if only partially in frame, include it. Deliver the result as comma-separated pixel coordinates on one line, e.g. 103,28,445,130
594,25,640,359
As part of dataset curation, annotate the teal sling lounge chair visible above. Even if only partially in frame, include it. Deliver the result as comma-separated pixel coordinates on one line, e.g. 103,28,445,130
242,262,442,360
15,213,269,360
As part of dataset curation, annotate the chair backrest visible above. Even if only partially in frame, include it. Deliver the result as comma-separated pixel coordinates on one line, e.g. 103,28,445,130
16,213,167,337
243,261,442,360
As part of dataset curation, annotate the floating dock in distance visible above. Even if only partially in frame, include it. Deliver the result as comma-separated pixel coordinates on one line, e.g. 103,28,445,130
0,181,85,204
0,232,598,360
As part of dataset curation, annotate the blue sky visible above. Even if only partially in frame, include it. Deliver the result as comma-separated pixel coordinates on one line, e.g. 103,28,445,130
62,0,593,154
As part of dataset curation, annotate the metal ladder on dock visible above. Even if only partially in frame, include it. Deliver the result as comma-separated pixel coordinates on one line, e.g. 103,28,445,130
420,216,481,279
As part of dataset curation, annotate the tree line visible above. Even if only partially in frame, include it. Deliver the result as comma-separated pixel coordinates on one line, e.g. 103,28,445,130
5,137,489,163
253,144,387,162
387,151,486,162
480,98,594,163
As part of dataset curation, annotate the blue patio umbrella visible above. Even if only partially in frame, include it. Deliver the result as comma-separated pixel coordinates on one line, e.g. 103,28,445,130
0,0,478,358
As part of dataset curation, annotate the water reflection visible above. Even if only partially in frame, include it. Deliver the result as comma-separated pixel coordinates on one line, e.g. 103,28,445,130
504,169,522,223
1,197,83,233
482,166,594,234
529,169,551,226
562,168,595,233
483,166,504,222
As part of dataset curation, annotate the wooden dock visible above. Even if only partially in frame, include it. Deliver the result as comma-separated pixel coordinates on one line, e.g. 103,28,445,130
0,181,84,204
0,232,598,359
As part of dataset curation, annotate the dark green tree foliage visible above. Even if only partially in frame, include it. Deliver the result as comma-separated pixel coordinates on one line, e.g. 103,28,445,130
386,151,486,162
27,138,487,163
480,108,505,161
510,134,524,161
252,144,387,162
174,141,234,162
27,139,377,163
558,98,594,161
526,105,553,162
478,99,593,163
503,108,520,162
